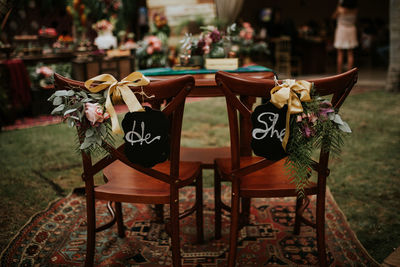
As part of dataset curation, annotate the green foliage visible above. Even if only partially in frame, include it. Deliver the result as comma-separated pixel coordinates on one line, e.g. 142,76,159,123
48,87,114,155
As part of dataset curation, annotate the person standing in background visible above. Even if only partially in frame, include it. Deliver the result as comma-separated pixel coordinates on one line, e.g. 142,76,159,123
332,0,358,73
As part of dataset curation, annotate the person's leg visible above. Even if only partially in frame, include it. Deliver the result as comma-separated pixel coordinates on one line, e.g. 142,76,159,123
337,49,343,73
347,49,354,70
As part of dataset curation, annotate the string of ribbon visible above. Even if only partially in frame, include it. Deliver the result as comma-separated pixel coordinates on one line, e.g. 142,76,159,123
84,72,150,134
270,79,312,150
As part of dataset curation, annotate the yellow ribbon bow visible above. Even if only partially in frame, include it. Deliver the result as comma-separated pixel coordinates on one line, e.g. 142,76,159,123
270,79,312,150
84,72,150,134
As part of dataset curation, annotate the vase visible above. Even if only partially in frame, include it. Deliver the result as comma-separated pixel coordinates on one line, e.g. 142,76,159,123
94,30,117,50
190,55,204,67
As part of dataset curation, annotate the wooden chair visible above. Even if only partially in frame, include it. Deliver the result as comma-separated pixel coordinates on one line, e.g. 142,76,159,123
214,68,358,266
53,74,204,267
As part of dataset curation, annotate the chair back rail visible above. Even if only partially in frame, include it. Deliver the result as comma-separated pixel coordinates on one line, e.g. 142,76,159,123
53,73,195,184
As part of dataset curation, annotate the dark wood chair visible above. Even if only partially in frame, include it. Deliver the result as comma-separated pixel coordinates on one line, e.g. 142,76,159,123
53,74,203,267
214,68,358,266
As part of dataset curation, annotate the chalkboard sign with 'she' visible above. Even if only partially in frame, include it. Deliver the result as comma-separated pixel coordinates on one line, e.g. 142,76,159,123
122,106,169,167
251,102,288,161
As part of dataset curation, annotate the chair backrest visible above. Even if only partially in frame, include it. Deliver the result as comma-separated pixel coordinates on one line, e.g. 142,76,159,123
53,73,195,183
215,68,358,172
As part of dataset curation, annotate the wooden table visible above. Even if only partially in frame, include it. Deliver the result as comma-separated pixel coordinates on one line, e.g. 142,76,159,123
142,67,275,168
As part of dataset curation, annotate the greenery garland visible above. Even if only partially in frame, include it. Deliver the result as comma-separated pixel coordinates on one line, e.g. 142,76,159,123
284,85,351,197
48,85,114,155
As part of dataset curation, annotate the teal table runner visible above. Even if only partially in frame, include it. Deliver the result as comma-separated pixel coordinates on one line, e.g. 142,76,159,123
139,65,275,76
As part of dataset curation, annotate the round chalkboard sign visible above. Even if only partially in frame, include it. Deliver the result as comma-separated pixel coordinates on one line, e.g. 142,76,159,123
251,102,288,161
121,106,169,167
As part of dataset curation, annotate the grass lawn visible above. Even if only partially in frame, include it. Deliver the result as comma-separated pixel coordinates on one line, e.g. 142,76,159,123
0,90,399,262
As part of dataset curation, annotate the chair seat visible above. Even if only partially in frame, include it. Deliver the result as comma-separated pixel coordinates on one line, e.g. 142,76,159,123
216,157,317,198
97,160,201,204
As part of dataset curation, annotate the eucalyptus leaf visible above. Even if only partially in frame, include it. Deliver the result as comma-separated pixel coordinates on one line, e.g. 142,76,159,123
67,90,75,96
54,90,68,97
51,104,65,114
86,135,97,142
89,93,103,100
81,91,88,98
338,121,352,133
67,117,75,127
333,114,344,125
64,108,77,116
47,94,56,101
77,110,84,119
95,134,102,145
53,96,63,105
70,115,80,120
82,98,93,103
85,128,95,137
80,139,92,150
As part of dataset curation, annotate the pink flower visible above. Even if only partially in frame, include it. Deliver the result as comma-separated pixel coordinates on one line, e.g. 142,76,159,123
296,115,303,122
303,125,314,138
319,100,334,118
242,22,252,29
36,66,54,77
240,22,254,40
145,35,162,53
307,113,318,124
146,46,154,55
203,45,210,54
85,103,109,126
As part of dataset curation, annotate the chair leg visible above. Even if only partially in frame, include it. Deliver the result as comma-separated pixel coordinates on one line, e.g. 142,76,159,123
196,172,204,244
170,192,181,267
85,188,96,267
214,164,222,240
241,197,251,227
115,202,125,238
155,204,164,223
227,187,240,267
316,193,328,266
294,195,303,235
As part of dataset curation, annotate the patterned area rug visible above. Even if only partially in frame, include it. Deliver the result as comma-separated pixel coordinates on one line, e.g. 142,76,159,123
1,187,378,266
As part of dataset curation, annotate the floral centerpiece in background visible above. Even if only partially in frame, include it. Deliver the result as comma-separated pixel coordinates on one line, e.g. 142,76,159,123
53,35,74,52
228,22,269,64
92,19,117,50
136,35,167,69
151,12,170,43
28,63,72,90
179,22,269,69
66,0,89,47
136,12,169,69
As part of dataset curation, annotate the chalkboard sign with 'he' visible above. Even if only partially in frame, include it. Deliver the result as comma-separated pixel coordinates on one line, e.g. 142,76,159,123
251,102,288,161
122,106,169,167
